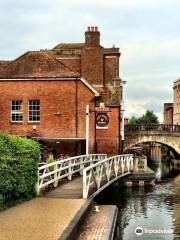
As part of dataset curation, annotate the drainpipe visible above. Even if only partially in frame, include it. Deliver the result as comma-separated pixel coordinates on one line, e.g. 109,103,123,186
94,105,97,154
86,105,90,155
119,106,121,155
75,79,78,155
75,78,78,138
120,80,126,153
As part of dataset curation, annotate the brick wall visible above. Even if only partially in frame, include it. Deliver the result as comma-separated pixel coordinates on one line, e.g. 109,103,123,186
0,27,122,156
104,56,119,85
81,48,104,85
0,79,95,153
96,107,120,155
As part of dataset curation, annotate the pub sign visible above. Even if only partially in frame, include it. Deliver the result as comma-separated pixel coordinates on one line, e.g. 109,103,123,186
95,106,110,129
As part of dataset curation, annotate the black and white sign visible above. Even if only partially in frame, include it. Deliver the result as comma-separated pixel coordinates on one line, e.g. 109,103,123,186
96,113,109,128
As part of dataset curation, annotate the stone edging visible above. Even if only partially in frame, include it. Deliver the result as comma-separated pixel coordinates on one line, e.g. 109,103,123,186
101,205,118,240
58,196,94,240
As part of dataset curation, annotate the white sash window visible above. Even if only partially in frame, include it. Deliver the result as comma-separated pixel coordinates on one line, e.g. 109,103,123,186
11,100,23,122
28,100,40,122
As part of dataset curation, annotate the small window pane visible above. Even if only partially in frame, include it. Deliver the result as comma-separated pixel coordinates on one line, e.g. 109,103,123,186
28,100,40,122
11,100,23,122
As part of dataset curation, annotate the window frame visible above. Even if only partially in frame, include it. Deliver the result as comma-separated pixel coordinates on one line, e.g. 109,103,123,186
28,99,40,123
11,100,23,123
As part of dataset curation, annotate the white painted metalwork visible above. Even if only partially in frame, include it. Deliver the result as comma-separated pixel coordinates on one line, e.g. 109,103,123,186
37,154,106,194
86,105,90,155
82,154,134,199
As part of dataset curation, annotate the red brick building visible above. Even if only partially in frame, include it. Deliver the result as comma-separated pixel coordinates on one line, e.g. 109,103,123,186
0,27,122,159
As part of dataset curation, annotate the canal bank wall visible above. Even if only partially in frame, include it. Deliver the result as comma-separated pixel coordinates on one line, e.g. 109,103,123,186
59,196,118,240
59,197,94,240
121,167,156,187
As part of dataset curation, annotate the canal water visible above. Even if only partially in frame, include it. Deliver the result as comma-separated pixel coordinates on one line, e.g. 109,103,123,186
95,160,180,240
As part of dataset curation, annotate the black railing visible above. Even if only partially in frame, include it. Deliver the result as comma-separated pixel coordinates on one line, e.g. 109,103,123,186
125,124,180,133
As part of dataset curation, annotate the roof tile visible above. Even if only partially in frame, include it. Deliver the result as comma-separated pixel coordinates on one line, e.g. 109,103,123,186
53,43,85,50
0,51,79,78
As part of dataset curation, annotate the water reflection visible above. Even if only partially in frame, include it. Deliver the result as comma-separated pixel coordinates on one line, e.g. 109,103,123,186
95,161,180,240
148,160,180,181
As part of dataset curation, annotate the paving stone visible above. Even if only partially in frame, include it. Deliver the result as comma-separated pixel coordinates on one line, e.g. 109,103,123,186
0,198,84,240
77,205,117,240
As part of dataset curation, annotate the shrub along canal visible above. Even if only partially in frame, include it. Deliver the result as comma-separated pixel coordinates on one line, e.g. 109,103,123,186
95,160,180,240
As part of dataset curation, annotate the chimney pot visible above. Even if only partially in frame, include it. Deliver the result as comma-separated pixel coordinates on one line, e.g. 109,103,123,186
85,26,100,47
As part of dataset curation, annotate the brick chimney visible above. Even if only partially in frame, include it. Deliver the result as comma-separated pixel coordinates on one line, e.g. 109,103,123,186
82,26,103,85
85,26,100,48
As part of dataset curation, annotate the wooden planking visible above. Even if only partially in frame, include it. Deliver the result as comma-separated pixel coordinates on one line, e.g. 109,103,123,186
45,176,83,199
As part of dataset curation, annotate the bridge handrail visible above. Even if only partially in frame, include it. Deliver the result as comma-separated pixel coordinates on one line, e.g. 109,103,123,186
37,154,107,194
82,154,134,199
38,154,107,170
125,124,180,133
83,154,133,171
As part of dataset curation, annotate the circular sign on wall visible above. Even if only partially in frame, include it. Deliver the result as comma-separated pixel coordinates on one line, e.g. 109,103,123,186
96,113,109,128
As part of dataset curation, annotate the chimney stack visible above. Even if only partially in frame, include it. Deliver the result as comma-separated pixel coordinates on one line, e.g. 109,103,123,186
82,26,104,85
85,26,100,48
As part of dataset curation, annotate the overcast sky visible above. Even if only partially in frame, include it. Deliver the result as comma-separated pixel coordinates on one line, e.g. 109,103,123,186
1,0,180,122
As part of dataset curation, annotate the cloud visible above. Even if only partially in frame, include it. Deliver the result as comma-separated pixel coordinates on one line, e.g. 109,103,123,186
53,0,180,9
120,39,180,122
0,0,179,121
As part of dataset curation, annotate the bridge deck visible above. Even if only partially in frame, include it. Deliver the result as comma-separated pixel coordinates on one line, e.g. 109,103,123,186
45,176,83,199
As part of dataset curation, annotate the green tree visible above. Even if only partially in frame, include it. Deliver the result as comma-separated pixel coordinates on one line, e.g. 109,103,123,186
128,116,138,125
129,110,159,125
139,110,159,124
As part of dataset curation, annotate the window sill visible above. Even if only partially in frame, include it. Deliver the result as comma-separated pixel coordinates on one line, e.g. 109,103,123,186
28,121,40,124
10,121,23,124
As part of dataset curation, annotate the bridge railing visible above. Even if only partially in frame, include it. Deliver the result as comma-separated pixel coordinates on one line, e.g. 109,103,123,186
125,124,180,133
37,154,107,194
82,154,134,199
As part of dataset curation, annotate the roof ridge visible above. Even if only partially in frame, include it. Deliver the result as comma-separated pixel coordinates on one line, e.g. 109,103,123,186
0,60,11,62
53,42,85,50
0,51,51,73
